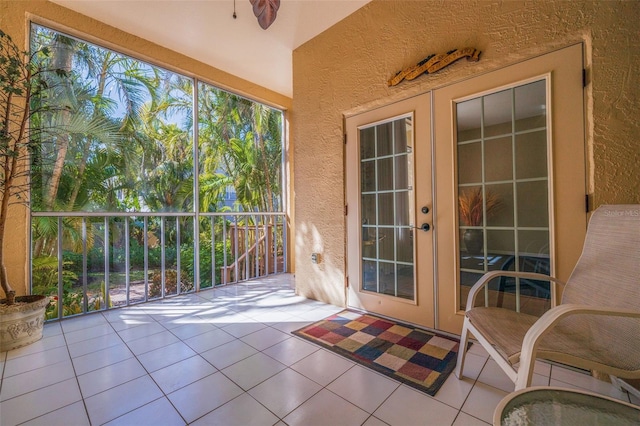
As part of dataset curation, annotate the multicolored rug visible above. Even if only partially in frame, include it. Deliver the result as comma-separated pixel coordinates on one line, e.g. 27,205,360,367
292,310,465,396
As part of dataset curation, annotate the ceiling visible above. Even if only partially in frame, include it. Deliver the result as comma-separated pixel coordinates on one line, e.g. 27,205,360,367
51,0,371,98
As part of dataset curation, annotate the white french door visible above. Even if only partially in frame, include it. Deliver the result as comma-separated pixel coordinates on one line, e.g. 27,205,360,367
434,44,587,334
344,44,586,335
345,93,434,329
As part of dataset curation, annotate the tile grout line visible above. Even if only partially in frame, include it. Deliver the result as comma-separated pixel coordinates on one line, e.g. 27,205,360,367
101,306,189,425
0,350,6,397
3,277,635,426
106,292,297,425
450,355,490,425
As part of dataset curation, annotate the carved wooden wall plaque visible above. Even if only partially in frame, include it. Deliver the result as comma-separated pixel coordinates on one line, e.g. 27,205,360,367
388,48,481,87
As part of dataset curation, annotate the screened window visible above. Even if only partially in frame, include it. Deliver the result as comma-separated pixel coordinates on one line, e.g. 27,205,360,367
29,25,285,319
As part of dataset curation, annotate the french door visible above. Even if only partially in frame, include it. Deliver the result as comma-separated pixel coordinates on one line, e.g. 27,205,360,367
434,43,587,334
345,44,586,335
345,93,434,329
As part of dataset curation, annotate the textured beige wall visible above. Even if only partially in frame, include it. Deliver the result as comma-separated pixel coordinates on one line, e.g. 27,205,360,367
0,0,292,297
292,0,640,306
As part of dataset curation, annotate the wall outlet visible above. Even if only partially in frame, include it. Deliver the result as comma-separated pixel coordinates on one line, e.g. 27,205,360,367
311,253,320,264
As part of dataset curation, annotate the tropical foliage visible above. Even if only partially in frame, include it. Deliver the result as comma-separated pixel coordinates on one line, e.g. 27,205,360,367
30,26,282,217
0,28,64,303
25,25,284,318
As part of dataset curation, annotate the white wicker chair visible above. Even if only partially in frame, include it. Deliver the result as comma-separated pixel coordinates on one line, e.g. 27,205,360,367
455,204,640,390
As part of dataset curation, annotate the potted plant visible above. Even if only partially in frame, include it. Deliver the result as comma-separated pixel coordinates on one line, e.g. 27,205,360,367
458,187,501,254
0,29,52,351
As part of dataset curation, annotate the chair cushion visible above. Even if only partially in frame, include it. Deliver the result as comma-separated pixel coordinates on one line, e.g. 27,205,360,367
467,307,538,364
467,307,640,376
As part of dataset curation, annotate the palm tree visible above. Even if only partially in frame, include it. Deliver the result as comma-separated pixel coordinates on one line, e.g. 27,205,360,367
31,26,157,215
251,101,282,212
24,25,284,309
197,84,282,213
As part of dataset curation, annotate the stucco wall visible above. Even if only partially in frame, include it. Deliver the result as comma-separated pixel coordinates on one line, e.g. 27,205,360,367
0,0,292,297
292,0,640,306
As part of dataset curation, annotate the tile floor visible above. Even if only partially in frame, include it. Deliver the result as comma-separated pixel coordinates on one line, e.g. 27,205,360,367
1,274,637,425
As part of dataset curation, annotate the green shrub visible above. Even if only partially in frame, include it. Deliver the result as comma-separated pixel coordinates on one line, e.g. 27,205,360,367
149,269,193,298
180,240,230,288
62,251,83,276
31,256,79,296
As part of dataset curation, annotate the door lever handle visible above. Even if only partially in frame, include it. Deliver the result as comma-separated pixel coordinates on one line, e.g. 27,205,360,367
421,223,431,232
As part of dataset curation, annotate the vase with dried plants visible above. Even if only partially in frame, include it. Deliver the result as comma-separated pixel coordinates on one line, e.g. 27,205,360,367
458,187,502,254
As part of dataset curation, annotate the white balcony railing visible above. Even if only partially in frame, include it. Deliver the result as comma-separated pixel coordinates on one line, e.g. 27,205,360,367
30,211,287,321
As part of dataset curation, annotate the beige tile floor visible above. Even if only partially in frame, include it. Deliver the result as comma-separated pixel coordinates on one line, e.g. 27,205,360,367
1,274,637,425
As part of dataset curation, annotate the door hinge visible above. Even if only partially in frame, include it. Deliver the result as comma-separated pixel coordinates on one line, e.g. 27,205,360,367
345,276,349,288
583,68,588,88
344,204,348,216
343,134,347,144
585,193,591,212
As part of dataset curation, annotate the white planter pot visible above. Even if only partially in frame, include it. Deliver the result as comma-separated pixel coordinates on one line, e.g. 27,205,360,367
0,295,49,352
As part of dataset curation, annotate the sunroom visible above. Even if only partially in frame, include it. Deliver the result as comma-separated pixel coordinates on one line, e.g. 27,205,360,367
1,1,639,425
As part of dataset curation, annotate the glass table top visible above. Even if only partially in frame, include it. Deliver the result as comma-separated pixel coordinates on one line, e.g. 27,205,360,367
495,386,640,426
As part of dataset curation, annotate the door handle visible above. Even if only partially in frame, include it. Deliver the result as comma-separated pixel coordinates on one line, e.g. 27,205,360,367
421,223,431,232
421,206,430,214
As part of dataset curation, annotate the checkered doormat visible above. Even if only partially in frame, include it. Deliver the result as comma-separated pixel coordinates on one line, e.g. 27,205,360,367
292,310,465,396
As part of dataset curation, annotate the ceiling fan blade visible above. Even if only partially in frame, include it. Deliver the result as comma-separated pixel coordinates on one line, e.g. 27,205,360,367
251,0,266,16
250,0,280,30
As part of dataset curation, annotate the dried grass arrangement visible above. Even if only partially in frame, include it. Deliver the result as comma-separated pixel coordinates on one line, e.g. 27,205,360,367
458,187,502,226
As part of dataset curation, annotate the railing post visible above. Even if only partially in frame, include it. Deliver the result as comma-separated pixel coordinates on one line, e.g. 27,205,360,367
283,213,288,273
57,217,63,320
234,215,239,283
274,218,278,273
176,216,181,295
223,217,228,285
82,217,88,314
125,217,130,305
211,216,216,287
194,214,200,293
143,217,149,302
255,215,260,278
104,216,110,310
265,217,270,275
161,217,166,298
245,216,250,280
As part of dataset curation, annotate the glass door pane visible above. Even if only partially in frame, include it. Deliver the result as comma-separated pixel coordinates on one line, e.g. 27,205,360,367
360,116,415,300
456,80,551,315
